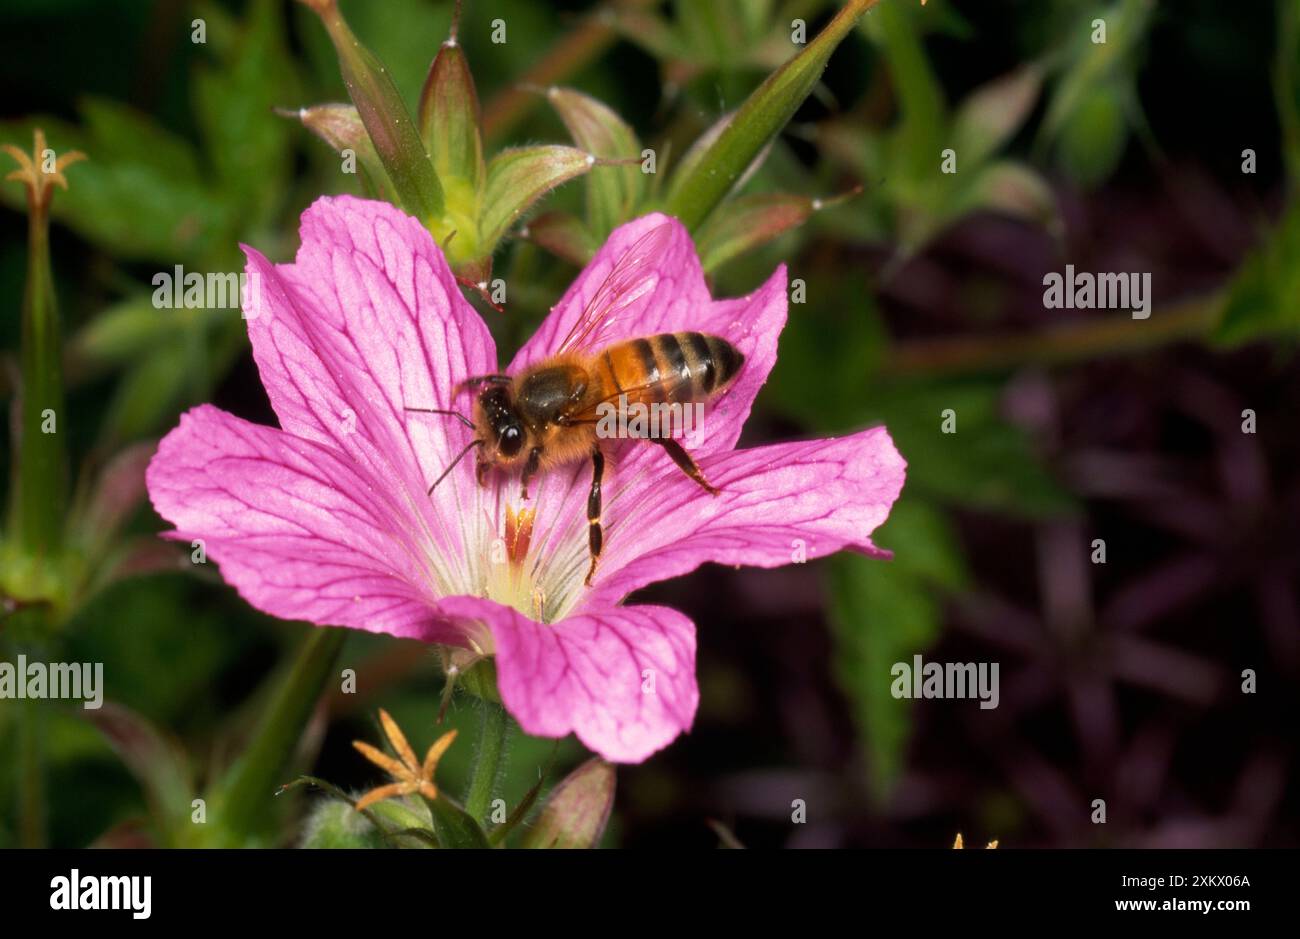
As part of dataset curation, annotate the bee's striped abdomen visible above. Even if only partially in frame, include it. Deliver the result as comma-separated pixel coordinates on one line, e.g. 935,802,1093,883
602,332,744,404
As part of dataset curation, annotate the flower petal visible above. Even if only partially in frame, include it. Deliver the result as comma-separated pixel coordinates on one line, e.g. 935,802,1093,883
438,595,698,763
581,426,907,607
241,195,501,595
146,404,454,641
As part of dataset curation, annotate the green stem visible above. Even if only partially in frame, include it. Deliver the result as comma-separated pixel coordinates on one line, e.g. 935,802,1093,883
13,189,68,560
463,699,510,826
17,691,47,848
209,627,347,845
6,612,52,847
880,294,1224,378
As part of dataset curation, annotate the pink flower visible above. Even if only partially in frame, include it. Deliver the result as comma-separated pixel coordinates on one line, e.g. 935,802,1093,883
146,196,905,763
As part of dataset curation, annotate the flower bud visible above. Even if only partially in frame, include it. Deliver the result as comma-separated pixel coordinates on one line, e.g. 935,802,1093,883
522,758,616,848
297,0,443,221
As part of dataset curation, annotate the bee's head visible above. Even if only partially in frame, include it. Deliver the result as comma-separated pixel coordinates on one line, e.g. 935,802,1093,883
475,384,527,464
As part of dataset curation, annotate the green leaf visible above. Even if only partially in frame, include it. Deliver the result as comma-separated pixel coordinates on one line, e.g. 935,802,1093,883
1213,202,1300,346
866,0,947,191
1039,0,1153,144
674,0,743,67
868,381,1074,517
301,0,443,220
77,99,204,181
664,0,879,230
1036,0,1153,187
71,296,229,375
828,497,966,799
1055,82,1128,188
489,756,554,846
192,0,296,226
548,87,645,238
98,345,199,445
664,110,740,198
695,190,853,272
283,104,397,203
69,296,170,369
479,145,595,252
956,160,1059,233
951,65,1042,170
608,7,689,64
521,758,616,849
764,276,890,428
428,796,492,849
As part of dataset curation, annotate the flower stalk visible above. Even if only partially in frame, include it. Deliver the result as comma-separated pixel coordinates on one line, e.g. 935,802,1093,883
881,294,1224,378
17,681,47,848
463,698,510,825
4,129,82,567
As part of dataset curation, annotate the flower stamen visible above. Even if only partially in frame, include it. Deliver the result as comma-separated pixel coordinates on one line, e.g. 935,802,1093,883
352,708,456,811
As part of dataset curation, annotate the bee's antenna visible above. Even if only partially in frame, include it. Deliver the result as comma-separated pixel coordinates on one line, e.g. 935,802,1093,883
405,406,475,430
427,438,483,495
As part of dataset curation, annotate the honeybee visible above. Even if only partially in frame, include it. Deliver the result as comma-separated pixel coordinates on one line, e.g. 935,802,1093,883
408,223,745,586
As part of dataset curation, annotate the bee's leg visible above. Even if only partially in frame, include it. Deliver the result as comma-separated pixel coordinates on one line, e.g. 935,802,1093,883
655,438,720,495
584,446,605,586
520,446,543,500
475,457,490,488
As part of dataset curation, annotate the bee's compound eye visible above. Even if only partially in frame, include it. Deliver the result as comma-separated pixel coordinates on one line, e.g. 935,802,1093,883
499,424,524,457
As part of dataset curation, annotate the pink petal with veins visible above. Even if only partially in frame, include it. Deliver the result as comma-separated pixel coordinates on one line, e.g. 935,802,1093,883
146,405,456,642
243,196,498,568
439,595,698,763
584,426,907,608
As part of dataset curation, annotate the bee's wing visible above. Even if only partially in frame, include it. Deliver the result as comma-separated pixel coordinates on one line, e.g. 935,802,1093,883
554,222,676,356
565,378,676,424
